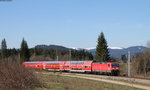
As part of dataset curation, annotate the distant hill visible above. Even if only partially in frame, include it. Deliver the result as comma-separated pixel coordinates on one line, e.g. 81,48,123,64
87,46,146,58
34,45,146,58
35,45,69,50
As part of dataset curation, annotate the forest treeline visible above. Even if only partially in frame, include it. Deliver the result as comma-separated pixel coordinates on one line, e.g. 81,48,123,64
30,48,93,61
0,38,93,63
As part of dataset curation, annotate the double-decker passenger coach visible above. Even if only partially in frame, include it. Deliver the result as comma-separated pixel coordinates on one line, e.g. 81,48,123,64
23,60,120,76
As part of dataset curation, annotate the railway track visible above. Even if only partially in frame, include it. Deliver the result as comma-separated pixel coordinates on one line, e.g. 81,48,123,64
64,72,150,85
59,72,150,90
41,71,150,90
45,70,150,85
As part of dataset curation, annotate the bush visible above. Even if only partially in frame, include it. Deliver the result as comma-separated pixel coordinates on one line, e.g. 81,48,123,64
0,59,43,90
132,52,150,76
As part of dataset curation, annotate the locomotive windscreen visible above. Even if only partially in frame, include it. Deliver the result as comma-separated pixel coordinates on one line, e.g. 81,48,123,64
111,64,119,67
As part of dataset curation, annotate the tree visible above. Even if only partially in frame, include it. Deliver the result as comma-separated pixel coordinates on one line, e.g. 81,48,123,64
95,32,110,62
121,54,127,63
1,38,8,59
20,38,30,63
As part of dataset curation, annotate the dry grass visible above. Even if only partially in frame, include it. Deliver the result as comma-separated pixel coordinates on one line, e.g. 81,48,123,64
37,72,142,90
0,60,43,90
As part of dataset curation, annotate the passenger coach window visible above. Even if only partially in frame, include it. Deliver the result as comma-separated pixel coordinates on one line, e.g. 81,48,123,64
65,66,69,68
108,64,110,67
85,66,90,68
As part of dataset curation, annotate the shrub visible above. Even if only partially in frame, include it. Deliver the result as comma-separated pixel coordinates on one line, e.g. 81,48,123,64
0,59,43,90
132,52,150,76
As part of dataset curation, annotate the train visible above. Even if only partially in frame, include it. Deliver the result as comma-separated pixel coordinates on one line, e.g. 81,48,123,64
22,60,120,76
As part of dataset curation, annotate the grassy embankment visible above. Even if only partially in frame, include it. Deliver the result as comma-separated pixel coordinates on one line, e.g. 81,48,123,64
36,71,143,90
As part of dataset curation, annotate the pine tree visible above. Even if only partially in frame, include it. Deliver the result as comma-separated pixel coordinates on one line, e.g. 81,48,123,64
95,32,110,62
20,38,30,63
1,38,7,59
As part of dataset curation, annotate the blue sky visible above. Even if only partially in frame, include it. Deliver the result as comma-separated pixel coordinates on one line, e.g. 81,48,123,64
0,0,150,48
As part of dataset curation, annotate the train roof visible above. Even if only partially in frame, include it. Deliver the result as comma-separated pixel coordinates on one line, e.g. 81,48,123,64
23,60,93,64
93,62,119,64
24,61,63,63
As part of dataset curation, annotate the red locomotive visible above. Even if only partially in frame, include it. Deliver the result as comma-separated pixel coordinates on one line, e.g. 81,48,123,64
23,60,120,76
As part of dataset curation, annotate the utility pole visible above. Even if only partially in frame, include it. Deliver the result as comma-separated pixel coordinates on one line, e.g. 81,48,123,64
128,51,131,77
57,56,59,61
56,49,59,61
18,53,21,64
34,47,36,56
69,50,71,60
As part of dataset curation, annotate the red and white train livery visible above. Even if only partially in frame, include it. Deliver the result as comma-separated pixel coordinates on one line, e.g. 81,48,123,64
23,60,119,76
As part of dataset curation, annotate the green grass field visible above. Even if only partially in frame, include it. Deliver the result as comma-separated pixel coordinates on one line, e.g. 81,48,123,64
36,72,143,90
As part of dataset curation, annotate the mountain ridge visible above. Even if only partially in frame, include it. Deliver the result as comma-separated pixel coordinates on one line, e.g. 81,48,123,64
34,44,146,58
87,46,145,58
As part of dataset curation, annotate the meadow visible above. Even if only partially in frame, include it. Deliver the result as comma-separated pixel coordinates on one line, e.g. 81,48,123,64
36,71,143,90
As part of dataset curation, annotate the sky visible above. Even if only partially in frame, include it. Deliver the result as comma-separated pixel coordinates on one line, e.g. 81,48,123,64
0,0,150,49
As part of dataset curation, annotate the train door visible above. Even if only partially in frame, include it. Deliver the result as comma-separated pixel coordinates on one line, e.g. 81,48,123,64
43,63,46,69
108,64,111,70
60,65,62,71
